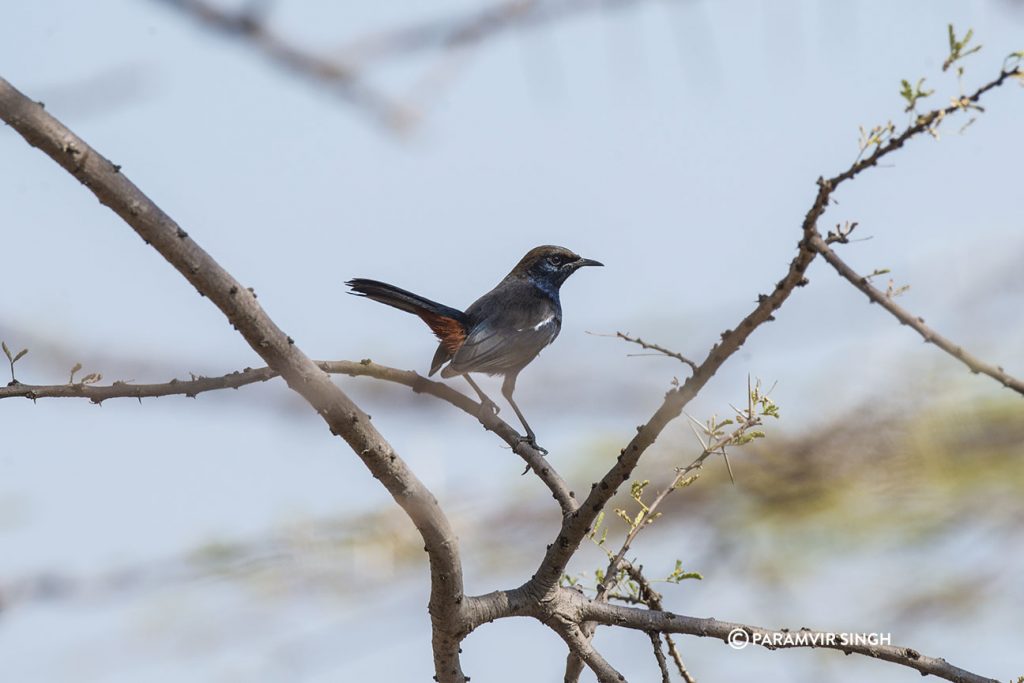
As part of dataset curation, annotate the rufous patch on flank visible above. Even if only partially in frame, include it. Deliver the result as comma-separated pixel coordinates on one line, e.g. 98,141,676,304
417,311,467,353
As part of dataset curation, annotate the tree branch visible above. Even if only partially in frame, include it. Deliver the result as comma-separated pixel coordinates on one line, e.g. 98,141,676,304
809,233,1024,395
567,554,700,683
621,563,696,683
549,617,626,683
0,358,576,513
471,582,998,683
525,59,1022,599
154,0,412,130
580,598,999,683
590,331,698,373
649,631,672,683
0,76,466,681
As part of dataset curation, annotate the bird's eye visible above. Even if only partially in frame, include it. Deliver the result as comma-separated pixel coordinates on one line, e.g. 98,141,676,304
548,255,564,267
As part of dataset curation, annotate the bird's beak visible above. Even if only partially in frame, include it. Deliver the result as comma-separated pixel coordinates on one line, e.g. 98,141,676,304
574,257,604,268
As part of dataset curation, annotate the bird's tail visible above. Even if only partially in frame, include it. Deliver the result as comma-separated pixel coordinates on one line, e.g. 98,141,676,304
346,279,464,321
346,279,469,366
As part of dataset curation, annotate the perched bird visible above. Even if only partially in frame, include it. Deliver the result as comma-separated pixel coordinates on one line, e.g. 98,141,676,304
346,245,603,453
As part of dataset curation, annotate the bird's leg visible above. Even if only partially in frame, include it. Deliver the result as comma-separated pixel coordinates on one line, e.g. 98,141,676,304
463,375,500,418
502,372,548,455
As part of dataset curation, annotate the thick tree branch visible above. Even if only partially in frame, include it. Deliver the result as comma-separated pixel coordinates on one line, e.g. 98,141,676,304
580,598,999,683
0,359,575,513
809,234,1024,395
0,77,466,681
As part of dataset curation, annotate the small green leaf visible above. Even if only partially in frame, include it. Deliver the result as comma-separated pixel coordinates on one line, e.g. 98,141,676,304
666,559,704,583
1,341,11,362
899,77,934,112
944,24,983,72
13,348,28,363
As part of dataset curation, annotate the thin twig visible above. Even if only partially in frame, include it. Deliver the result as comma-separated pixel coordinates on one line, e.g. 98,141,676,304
622,562,697,683
613,331,698,373
598,409,761,602
337,0,654,65
664,632,696,683
649,631,671,683
155,0,413,130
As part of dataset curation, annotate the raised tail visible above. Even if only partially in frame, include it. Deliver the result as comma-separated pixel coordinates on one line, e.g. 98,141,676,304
346,278,469,374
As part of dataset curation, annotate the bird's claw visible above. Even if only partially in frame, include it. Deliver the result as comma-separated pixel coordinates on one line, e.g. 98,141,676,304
518,435,548,456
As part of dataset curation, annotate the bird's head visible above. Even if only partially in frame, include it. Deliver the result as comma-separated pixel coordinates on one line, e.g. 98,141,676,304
511,245,603,289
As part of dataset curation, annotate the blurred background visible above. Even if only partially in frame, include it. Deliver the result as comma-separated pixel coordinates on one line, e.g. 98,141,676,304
1,1,1022,681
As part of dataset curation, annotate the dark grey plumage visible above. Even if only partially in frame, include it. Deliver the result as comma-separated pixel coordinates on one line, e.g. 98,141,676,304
347,245,602,452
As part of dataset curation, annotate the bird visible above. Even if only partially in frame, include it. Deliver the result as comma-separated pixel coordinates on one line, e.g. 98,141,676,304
346,245,603,453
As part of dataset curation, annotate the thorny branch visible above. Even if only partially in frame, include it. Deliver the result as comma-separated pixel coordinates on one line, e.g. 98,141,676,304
809,233,1024,396
566,382,767,681
465,582,1000,683
0,359,575,514
576,595,1000,683
1,46,1020,683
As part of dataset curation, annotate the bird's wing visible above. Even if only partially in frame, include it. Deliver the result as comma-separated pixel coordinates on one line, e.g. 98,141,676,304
448,303,560,375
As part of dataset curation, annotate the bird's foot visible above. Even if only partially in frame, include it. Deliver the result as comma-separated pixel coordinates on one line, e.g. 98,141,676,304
477,397,500,420
518,434,548,456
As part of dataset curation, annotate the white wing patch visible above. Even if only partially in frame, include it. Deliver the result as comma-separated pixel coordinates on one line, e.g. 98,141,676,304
519,314,556,332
